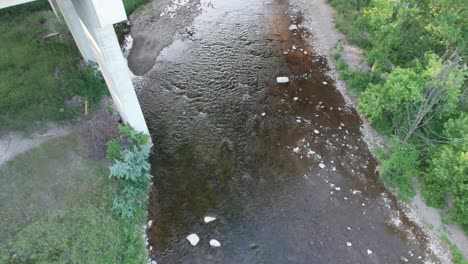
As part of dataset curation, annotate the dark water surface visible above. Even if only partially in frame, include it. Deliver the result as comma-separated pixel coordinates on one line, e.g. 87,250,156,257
137,0,437,263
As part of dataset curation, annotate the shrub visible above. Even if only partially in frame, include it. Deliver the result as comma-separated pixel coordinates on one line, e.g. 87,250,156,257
378,138,419,200
422,114,468,231
65,63,109,107
107,125,152,218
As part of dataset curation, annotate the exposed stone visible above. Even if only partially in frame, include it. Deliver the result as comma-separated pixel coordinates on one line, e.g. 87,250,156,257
186,234,200,246
277,77,290,83
204,216,216,223
288,24,298,30
210,239,221,247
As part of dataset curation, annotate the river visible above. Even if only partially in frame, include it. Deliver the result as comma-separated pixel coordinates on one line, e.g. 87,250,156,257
129,0,441,263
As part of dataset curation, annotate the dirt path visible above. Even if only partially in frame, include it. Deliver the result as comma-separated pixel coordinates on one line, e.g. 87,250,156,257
0,124,71,167
290,0,467,260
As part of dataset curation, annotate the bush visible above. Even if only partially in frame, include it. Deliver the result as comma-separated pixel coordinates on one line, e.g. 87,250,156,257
422,114,468,231
65,63,109,107
378,138,419,200
107,125,152,218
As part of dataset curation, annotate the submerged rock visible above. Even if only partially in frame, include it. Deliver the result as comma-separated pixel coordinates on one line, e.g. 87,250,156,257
186,234,200,246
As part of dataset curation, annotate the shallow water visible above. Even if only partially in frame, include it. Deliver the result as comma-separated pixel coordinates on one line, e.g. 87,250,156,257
137,0,437,263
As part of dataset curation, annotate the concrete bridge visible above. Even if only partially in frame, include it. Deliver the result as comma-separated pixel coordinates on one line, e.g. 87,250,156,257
0,0,150,135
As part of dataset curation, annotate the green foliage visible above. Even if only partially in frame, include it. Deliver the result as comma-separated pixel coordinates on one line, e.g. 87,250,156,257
360,66,426,131
441,235,468,264
425,0,467,55
122,0,151,15
422,114,468,231
1,207,146,264
106,140,124,161
107,125,152,218
0,6,107,133
0,135,146,264
65,63,109,106
378,138,419,200
329,0,467,232
110,145,152,183
359,54,464,135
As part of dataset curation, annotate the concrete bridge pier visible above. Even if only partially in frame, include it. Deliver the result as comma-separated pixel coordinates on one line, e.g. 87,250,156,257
61,0,150,136
0,0,150,137
83,23,150,135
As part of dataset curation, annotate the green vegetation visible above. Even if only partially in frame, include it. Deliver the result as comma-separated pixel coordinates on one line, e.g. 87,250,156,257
328,0,467,234
107,125,152,218
123,0,151,15
0,135,146,263
0,1,107,134
376,138,419,200
441,235,468,264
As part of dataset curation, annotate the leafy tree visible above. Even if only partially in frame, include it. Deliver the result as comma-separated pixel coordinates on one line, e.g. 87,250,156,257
422,114,468,231
378,138,420,200
425,0,467,56
359,65,426,132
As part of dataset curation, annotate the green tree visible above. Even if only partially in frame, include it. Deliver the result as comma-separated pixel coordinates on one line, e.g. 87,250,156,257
359,65,426,132
378,138,420,200
422,114,468,231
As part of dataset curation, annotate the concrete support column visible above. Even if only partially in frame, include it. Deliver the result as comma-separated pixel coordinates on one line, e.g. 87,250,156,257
83,24,150,135
55,0,95,63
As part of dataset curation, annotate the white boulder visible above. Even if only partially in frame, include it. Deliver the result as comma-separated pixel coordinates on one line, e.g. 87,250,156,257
209,239,221,247
289,24,298,30
277,77,290,83
204,216,216,223
186,234,200,246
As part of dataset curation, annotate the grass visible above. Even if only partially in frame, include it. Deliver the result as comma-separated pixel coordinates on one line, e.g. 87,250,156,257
441,235,468,264
0,5,77,133
0,135,146,263
0,2,107,135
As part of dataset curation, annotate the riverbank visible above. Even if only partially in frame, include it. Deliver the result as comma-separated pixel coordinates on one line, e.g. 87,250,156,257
0,99,150,263
0,1,153,262
289,0,467,262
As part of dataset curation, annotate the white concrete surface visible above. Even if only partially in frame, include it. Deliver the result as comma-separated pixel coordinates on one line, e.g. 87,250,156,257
55,0,96,62
72,0,127,28
82,23,150,135
0,0,36,9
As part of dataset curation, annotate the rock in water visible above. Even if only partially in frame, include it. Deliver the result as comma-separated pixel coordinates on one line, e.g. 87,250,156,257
209,239,221,247
276,77,289,83
204,216,216,223
186,234,200,246
289,24,298,30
